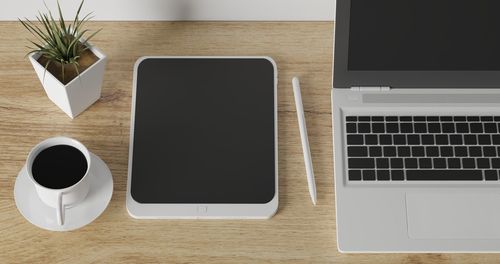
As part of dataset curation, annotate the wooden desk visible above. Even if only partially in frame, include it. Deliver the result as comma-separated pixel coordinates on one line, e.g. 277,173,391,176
0,22,496,263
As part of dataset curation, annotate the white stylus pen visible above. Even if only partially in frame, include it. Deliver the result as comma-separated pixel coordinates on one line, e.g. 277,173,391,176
292,77,317,206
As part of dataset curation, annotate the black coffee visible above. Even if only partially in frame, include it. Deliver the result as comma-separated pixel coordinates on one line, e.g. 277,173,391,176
32,145,88,189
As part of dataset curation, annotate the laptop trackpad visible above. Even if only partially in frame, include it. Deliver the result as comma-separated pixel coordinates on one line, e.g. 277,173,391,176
406,192,500,239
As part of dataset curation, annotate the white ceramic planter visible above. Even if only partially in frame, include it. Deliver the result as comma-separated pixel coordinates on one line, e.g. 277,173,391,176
29,43,107,118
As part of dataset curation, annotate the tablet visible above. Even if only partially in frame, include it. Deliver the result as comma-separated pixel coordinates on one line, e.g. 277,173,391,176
126,57,278,219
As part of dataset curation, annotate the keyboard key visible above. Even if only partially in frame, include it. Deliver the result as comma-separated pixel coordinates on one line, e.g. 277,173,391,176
464,135,477,145
348,147,368,157
400,123,413,133
383,146,397,157
492,158,500,168
435,135,449,145
391,170,405,181
493,135,500,145
346,123,357,133
407,135,420,145
427,116,439,121
422,135,435,145
449,135,463,145
346,116,357,122
390,158,404,168
362,170,376,181
386,123,399,133
447,158,461,168
358,123,371,133
484,123,497,133
455,146,468,157
406,170,482,181
485,170,498,181
372,123,385,133
484,146,496,157
467,116,480,122
386,116,398,121
470,123,483,133
478,135,492,145
412,146,425,157
469,146,482,157
440,116,453,122
404,158,418,168
349,170,362,181
372,116,384,121
347,135,363,145
463,158,476,168
433,158,446,168
414,116,426,122
456,123,469,133
358,116,370,121
441,123,455,133
379,135,392,145
365,135,378,145
477,158,490,169
481,116,494,122
393,135,406,145
377,170,390,181
376,158,390,168
369,146,382,157
495,116,500,122
426,146,439,157
428,123,441,133
414,123,427,133
440,146,453,157
400,116,412,121
454,116,466,121
419,158,433,168
348,158,375,168
397,146,411,157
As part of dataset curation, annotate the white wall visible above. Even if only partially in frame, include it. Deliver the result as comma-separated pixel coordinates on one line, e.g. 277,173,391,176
3,0,335,21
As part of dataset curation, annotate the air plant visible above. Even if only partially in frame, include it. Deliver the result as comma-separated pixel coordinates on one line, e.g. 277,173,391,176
19,0,101,83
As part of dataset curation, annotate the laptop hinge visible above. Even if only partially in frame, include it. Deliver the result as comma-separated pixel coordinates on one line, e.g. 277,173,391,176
350,86,391,92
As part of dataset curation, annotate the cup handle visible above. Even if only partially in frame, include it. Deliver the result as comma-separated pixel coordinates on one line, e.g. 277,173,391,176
56,192,64,226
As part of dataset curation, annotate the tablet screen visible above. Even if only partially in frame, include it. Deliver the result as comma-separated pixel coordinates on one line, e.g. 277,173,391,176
130,58,276,204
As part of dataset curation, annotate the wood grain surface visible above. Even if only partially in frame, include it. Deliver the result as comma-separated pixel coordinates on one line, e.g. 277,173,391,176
0,21,498,263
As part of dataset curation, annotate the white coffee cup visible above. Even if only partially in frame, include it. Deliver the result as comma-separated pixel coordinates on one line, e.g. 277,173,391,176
26,137,92,226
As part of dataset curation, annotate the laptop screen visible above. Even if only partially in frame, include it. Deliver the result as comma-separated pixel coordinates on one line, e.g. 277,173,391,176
348,0,500,71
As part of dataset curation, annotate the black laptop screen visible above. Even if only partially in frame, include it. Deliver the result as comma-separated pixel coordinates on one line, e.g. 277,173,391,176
348,0,500,71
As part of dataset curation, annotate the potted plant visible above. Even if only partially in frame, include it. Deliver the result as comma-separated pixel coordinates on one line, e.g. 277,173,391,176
20,0,106,118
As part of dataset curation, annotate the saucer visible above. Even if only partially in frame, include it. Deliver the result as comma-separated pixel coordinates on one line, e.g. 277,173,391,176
14,152,113,231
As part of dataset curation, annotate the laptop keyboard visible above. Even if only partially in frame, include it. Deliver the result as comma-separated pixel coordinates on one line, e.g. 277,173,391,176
345,116,500,181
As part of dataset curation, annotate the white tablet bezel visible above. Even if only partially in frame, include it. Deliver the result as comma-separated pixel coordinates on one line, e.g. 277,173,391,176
126,56,278,219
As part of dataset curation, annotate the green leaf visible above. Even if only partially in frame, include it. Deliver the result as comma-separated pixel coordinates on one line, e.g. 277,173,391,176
19,0,98,76
74,0,85,25
43,60,51,84
38,13,56,42
20,18,50,45
83,28,101,44
60,59,65,83
56,0,67,35
73,12,93,36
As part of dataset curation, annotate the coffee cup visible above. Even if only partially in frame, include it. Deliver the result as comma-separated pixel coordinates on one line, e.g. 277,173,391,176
26,137,92,226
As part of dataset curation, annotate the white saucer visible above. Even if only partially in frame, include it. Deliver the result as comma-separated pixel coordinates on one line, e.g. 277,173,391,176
14,152,113,231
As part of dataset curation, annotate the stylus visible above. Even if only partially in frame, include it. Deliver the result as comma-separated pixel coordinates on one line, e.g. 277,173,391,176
292,77,317,206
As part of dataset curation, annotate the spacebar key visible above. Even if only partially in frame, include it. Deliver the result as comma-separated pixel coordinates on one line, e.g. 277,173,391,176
406,170,483,181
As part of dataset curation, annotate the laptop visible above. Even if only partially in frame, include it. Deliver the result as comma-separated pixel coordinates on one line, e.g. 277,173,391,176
333,0,500,252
